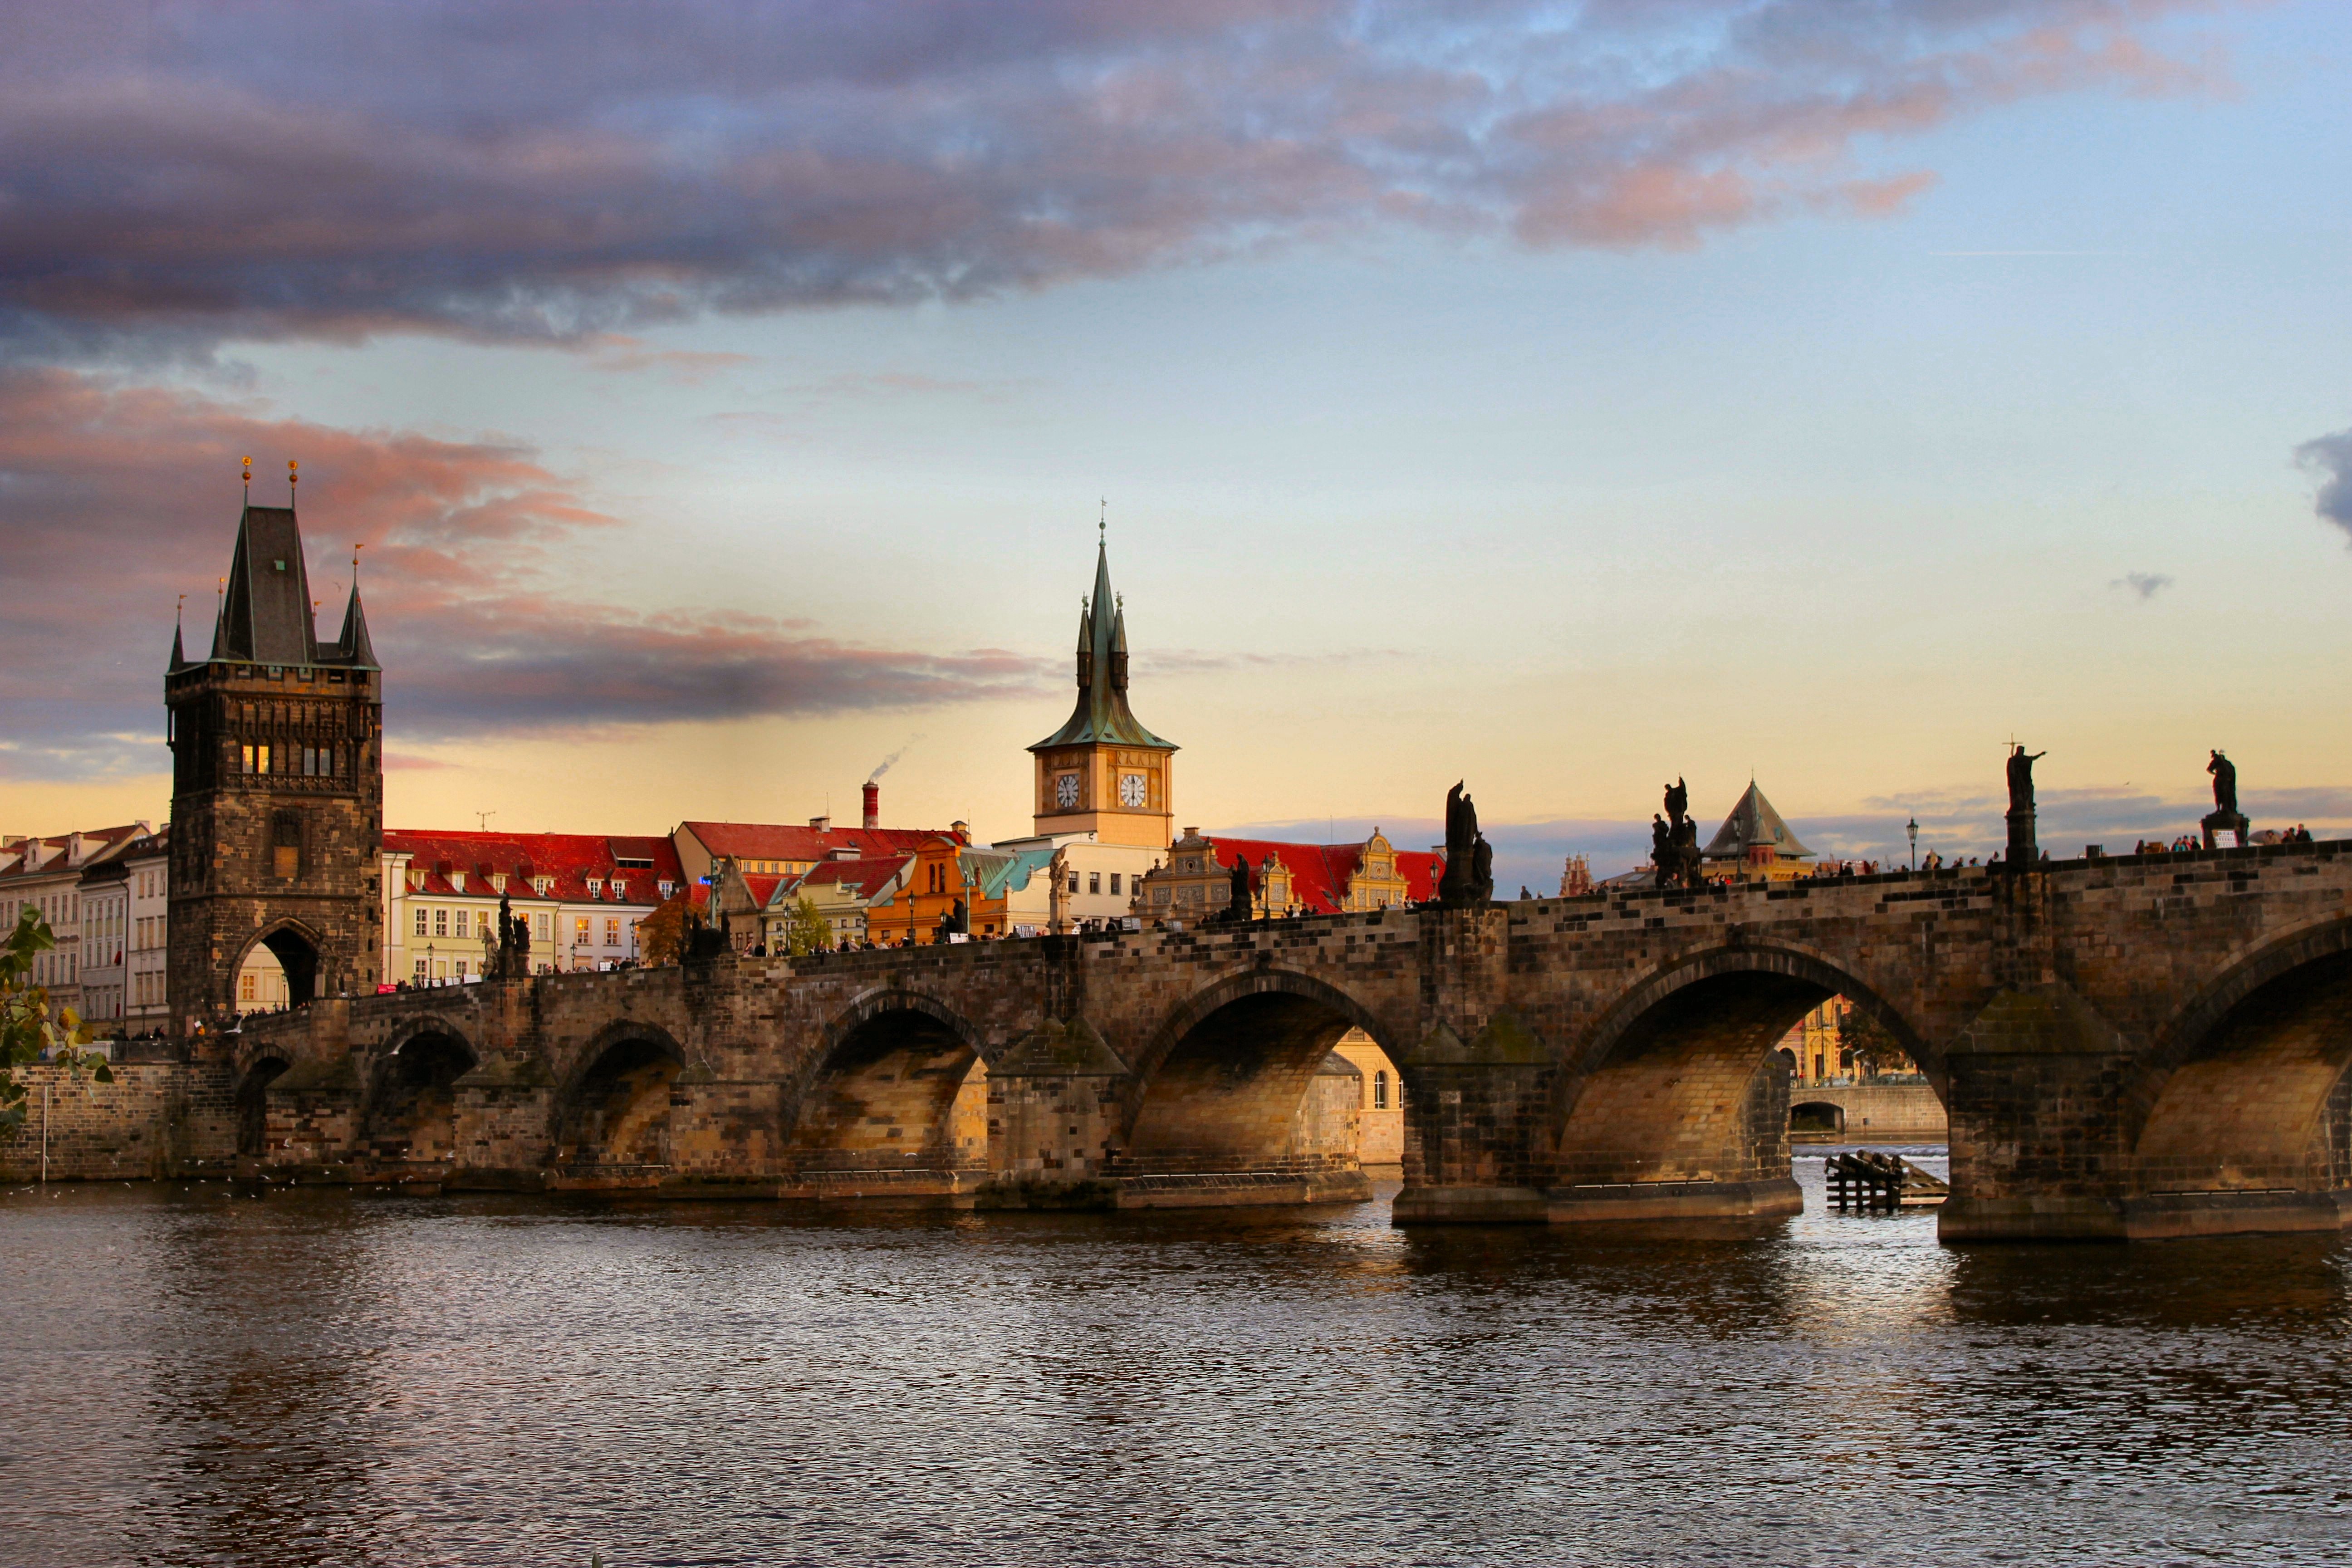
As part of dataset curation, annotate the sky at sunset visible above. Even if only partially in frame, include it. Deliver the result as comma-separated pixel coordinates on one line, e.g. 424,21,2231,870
3,1,2347,893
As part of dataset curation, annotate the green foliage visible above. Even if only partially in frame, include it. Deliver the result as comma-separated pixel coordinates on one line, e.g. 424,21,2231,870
2,905,113,1134
784,895,832,958
1839,1001,1912,1079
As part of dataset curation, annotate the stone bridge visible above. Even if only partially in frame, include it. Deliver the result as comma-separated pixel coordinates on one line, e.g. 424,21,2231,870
230,840,2352,1241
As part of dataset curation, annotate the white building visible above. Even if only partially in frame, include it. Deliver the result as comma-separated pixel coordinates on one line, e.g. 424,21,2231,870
122,832,172,1034
0,823,150,1023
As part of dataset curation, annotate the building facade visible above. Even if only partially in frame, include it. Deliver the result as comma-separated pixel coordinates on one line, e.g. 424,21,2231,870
1129,828,1442,924
166,502,383,1046
122,832,172,1034
378,831,682,990
1,824,150,1022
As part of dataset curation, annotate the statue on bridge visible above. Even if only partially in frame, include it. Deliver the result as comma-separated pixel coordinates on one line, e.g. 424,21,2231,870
1652,777,1704,890
2203,750,2249,849
1437,782,1494,907
1223,849,1254,922
935,898,969,943
2004,744,2045,868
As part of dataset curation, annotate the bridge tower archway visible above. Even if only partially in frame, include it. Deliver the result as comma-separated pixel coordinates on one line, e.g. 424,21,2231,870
2130,921,2352,1235
555,1024,688,1171
233,920,323,1012
791,993,988,1179
1123,970,1390,1194
364,1021,478,1164
1561,947,1936,1204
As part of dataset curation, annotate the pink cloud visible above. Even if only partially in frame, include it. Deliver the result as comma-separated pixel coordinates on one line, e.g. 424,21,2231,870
0,368,1050,779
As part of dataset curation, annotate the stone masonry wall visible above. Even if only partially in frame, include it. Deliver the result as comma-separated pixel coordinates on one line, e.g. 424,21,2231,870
0,1063,237,1181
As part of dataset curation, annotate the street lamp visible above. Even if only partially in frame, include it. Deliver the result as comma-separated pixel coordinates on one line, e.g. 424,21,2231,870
424,941,435,987
1906,817,1918,871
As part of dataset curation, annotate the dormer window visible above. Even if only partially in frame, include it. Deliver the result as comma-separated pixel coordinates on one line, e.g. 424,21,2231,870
490,873,507,893
533,877,553,897
609,879,626,902
450,871,466,893
586,879,604,899
658,879,676,898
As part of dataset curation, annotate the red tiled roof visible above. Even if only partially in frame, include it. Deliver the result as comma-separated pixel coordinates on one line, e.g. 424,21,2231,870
0,823,152,883
385,829,684,905
783,854,913,903
1203,837,1443,914
680,820,964,862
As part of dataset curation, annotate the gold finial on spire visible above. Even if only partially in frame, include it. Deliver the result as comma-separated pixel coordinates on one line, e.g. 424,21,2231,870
287,458,298,501
240,454,251,493
1099,495,1106,539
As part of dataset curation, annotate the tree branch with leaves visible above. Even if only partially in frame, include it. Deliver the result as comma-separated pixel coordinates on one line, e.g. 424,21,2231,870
3,906,113,1135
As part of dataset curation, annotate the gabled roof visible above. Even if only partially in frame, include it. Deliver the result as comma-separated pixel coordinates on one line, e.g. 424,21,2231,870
384,829,685,904
201,504,375,670
967,846,1056,900
1703,782,1813,861
0,823,152,886
679,821,960,863
1200,836,1443,914
1030,537,1175,753
777,854,914,906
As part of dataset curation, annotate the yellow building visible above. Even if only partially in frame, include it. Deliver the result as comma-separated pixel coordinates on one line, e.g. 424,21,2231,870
1331,1028,1404,1166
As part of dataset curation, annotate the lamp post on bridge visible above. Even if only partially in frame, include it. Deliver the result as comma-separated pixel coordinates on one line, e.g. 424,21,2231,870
1906,817,1918,871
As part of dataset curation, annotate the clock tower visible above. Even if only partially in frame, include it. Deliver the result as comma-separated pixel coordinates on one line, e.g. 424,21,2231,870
1029,533,1176,848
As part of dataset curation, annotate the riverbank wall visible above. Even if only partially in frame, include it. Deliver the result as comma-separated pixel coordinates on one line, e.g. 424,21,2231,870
1788,1082,1947,1142
0,1063,236,1181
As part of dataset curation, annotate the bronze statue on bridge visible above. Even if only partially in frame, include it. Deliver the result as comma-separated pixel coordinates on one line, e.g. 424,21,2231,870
2203,750,2249,849
1438,782,1494,906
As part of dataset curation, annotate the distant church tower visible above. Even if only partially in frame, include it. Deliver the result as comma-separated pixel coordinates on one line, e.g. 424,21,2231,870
1029,532,1177,847
167,500,383,1049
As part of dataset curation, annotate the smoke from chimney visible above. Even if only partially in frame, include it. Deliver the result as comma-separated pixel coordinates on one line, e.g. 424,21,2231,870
862,781,880,831
866,734,922,785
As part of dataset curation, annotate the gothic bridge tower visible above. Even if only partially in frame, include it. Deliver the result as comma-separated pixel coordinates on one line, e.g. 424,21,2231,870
167,500,382,1050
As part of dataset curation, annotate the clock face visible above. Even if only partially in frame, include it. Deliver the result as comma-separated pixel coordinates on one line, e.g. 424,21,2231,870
1055,772,1081,809
1119,772,1148,808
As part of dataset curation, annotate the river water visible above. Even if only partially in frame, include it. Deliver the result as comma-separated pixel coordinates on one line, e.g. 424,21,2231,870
4,1151,2348,1567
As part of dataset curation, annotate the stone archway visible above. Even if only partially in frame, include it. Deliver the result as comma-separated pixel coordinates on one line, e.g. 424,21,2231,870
364,1022,479,1165
787,991,989,1197
2126,922,2352,1238
233,921,324,1012
1551,945,1937,1221
554,1025,687,1175
1119,969,1391,1202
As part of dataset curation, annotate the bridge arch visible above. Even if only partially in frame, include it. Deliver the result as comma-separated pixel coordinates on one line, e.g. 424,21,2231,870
233,1051,293,1157
554,1020,690,1170
2130,916,2352,1204
1558,942,1937,1191
362,1016,479,1164
1121,968,1392,1179
788,990,989,1175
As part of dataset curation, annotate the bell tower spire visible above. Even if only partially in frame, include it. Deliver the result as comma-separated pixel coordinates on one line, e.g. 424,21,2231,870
1028,520,1176,847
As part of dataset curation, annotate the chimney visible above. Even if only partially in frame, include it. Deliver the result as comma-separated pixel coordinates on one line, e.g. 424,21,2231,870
809,815,831,833
951,820,969,843
862,781,880,830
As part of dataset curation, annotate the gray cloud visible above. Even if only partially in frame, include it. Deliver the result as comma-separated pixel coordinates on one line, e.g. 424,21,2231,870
2296,427,2352,541
2112,571,2172,599
0,1,2231,358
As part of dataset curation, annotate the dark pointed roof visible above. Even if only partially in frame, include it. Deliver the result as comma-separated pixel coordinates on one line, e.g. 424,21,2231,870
168,622,188,673
1030,537,1175,753
1703,781,1813,861
197,504,374,669
334,583,379,669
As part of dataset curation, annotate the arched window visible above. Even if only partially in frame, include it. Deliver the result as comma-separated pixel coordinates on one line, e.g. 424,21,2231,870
1373,1070,1390,1110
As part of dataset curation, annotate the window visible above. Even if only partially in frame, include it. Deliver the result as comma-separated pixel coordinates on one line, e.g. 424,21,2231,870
454,909,469,939
604,917,621,947
239,973,256,1002
575,916,591,945
534,913,551,941
1373,1071,1390,1110
658,880,675,898
1088,872,1101,895
414,958,428,979
434,908,448,938
454,959,468,980
414,907,428,937
586,879,603,899
271,809,300,877
1109,872,1121,895
1068,873,1079,894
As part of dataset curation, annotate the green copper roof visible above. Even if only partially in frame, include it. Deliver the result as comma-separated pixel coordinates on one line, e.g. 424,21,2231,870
1030,537,1176,753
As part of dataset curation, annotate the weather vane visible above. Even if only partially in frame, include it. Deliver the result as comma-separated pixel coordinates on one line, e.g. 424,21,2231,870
1099,495,1106,540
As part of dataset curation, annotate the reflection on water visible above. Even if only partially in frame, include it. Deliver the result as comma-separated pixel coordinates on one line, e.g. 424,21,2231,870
4,1155,2348,1567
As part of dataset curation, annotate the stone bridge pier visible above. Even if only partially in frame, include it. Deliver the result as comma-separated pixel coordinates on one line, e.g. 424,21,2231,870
226,841,2352,1242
